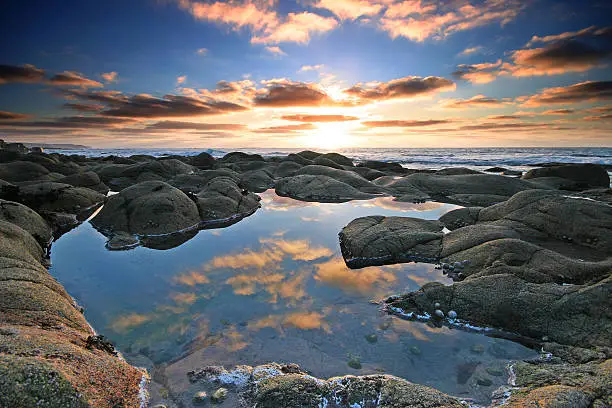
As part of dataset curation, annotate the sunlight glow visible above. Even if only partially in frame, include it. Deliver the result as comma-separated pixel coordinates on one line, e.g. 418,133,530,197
303,122,357,149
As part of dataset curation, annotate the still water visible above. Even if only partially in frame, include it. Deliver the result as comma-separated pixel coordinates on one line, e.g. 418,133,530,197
50,191,537,406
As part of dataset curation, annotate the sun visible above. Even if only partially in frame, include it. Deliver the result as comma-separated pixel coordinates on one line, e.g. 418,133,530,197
303,122,356,150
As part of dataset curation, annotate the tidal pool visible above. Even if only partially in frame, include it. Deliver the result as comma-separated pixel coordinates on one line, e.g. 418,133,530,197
50,191,538,406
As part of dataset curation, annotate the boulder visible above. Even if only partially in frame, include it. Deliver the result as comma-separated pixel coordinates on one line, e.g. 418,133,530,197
195,177,260,224
240,170,274,193
295,165,384,194
59,171,109,194
357,160,407,174
312,156,345,169
0,200,52,248
169,169,240,193
439,207,483,230
16,182,105,215
91,180,201,237
339,216,444,268
274,161,302,178
522,163,610,189
316,152,353,167
190,152,216,169
385,274,611,348
436,167,481,175
275,175,377,203
0,161,50,183
220,152,265,163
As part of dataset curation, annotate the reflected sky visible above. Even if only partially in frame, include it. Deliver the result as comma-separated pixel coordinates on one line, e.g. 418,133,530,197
50,190,537,405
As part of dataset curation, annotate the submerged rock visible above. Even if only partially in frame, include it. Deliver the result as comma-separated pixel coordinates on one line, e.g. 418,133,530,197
339,215,444,268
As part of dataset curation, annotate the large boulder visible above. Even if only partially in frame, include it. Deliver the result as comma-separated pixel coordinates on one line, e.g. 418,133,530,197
275,175,377,202
59,171,109,194
385,274,611,349
16,182,105,215
195,177,260,224
169,169,240,193
0,200,52,248
188,363,463,408
522,163,610,189
98,159,197,190
295,165,384,193
339,216,444,268
190,152,216,169
240,170,275,193
0,161,50,183
91,180,201,237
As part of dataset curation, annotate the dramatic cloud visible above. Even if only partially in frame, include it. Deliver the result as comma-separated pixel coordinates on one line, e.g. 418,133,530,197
312,0,385,20
252,123,316,133
64,90,249,118
541,109,575,115
254,81,335,107
177,0,337,45
0,116,135,129
0,64,45,84
454,26,612,83
250,12,338,44
344,76,455,101
520,81,612,107
146,121,246,131
101,71,118,83
264,46,286,55
0,111,31,120
63,102,105,112
281,114,359,122
452,60,502,84
379,0,524,42
48,71,103,88
441,94,509,109
508,40,612,77
361,119,453,127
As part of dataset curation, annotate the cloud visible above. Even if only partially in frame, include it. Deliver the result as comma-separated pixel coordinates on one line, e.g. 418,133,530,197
281,114,359,122
177,75,187,85
486,114,523,120
507,40,612,77
379,0,524,42
254,81,335,107
196,47,208,55
252,123,316,133
66,91,249,118
0,111,31,120
457,122,558,131
101,71,118,83
48,71,104,88
250,12,338,44
146,120,246,131
344,76,455,101
312,0,385,20
541,108,575,115
526,25,612,46
178,0,337,45
264,45,286,55
458,45,484,57
0,64,45,84
452,60,502,84
63,102,105,112
582,113,612,121
520,81,612,107
0,116,135,129
299,64,325,72
441,94,509,109
361,119,453,127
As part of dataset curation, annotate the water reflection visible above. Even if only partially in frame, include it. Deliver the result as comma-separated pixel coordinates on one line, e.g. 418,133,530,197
49,190,537,405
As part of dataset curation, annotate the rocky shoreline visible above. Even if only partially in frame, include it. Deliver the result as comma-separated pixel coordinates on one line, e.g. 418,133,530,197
0,142,610,407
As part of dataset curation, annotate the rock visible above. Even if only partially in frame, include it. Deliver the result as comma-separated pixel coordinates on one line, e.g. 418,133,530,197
347,356,362,369
349,166,387,181
169,169,240,193
476,377,492,386
193,391,208,403
446,193,509,207
357,160,407,174
295,150,321,161
0,200,52,248
0,161,50,183
485,167,508,173
316,152,353,167
339,216,444,268
436,167,481,175
195,177,260,225
100,159,197,190
364,333,378,344
211,387,228,402
522,163,610,189
106,232,139,250
276,175,377,202
190,152,216,169
220,152,264,163
239,170,274,193
295,165,384,194
386,274,612,348
439,207,482,230
91,180,201,237
16,182,105,215
447,310,457,319
59,171,109,194
312,156,345,169
274,161,302,178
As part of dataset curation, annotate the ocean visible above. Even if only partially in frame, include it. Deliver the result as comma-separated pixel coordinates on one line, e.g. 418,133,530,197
48,147,612,171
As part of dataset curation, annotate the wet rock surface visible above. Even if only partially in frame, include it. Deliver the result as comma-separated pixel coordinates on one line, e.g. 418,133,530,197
187,363,464,408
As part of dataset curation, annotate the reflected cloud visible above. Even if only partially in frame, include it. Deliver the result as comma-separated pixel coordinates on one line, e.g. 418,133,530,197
110,313,151,333
171,292,198,305
248,311,330,332
259,238,333,261
173,270,210,286
260,191,321,211
353,197,447,212
314,257,397,296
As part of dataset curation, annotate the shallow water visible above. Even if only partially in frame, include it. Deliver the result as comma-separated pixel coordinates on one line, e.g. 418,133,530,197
50,191,538,406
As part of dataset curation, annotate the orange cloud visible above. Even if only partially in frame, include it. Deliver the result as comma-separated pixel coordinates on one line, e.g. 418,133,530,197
110,313,151,333
345,76,455,102
281,114,359,122
314,257,396,296
264,45,286,55
101,71,118,83
251,12,338,44
362,119,453,127
48,71,103,88
171,292,198,305
313,0,385,20
174,270,210,286
520,81,612,107
441,94,510,109
0,64,45,84
0,111,31,120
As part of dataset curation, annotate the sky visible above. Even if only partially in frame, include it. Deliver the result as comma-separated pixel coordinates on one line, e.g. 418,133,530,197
0,0,611,149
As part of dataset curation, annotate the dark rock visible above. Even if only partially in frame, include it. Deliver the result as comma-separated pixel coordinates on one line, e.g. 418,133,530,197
276,175,377,203
59,171,109,194
522,163,610,189
0,161,50,183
